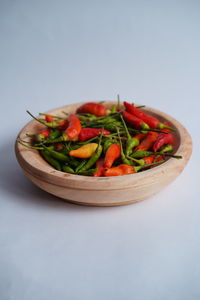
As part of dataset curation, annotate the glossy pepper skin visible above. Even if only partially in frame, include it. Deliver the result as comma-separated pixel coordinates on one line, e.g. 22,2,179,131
69,143,98,158
153,133,174,152
123,111,149,130
41,150,61,171
45,114,54,123
104,164,135,176
93,158,105,177
130,155,155,166
78,128,110,142
64,114,81,140
104,143,121,168
124,101,174,130
124,101,159,129
77,102,107,117
36,128,51,142
135,131,159,151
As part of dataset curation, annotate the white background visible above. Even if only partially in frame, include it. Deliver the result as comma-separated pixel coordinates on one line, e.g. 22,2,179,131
0,1,199,299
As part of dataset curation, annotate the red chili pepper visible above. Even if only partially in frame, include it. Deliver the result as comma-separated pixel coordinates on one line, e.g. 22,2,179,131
93,158,105,177
64,114,82,140
104,164,135,177
153,133,174,152
35,128,51,142
135,131,159,151
104,143,121,168
78,128,110,142
123,111,149,130
77,102,107,117
143,155,155,165
124,102,174,130
45,114,54,123
57,119,69,131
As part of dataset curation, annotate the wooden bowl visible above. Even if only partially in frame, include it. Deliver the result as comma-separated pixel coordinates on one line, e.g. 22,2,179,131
15,101,192,206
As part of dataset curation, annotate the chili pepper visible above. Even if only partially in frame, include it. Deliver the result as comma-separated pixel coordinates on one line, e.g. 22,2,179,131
159,144,173,153
93,158,105,177
57,119,69,130
135,131,159,151
103,164,143,176
123,111,149,131
26,111,59,128
103,138,116,153
116,127,132,165
48,130,61,140
130,150,182,159
62,165,75,174
75,160,87,173
104,143,121,168
78,128,110,142
104,164,135,176
120,114,142,156
64,114,81,140
153,133,174,152
78,169,98,176
78,114,98,122
104,159,166,176
78,131,103,172
124,102,175,131
128,155,155,166
45,114,54,122
42,145,70,162
36,128,51,142
76,102,107,117
69,143,99,159
41,150,61,171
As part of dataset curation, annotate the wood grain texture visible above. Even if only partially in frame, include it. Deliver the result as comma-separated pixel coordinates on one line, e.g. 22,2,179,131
15,101,192,206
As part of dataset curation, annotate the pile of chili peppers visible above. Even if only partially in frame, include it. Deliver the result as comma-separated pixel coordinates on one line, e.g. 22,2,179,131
18,100,182,177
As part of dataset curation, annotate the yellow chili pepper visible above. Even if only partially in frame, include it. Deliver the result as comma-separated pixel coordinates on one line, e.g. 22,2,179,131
69,143,99,158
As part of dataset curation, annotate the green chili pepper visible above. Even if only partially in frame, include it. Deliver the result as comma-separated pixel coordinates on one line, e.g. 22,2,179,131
159,144,173,153
131,150,182,159
78,168,98,176
120,115,140,156
43,145,69,162
41,150,61,171
116,127,132,165
48,130,62,140
62,165,75,174
38,134,69,145
75,160,87,173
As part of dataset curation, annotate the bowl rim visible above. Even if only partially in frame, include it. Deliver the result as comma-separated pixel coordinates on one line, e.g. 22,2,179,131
15,101,192,189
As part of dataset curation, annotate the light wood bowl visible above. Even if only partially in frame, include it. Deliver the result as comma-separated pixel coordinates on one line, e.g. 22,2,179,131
15,101,192,206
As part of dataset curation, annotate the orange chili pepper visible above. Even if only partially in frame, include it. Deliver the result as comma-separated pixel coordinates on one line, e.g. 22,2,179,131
104,143,121,168
93,158,105,177
135,131,159,151
104,164,135,177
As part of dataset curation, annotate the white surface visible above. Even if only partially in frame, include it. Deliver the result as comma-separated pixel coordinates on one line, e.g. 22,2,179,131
0,1,199,299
